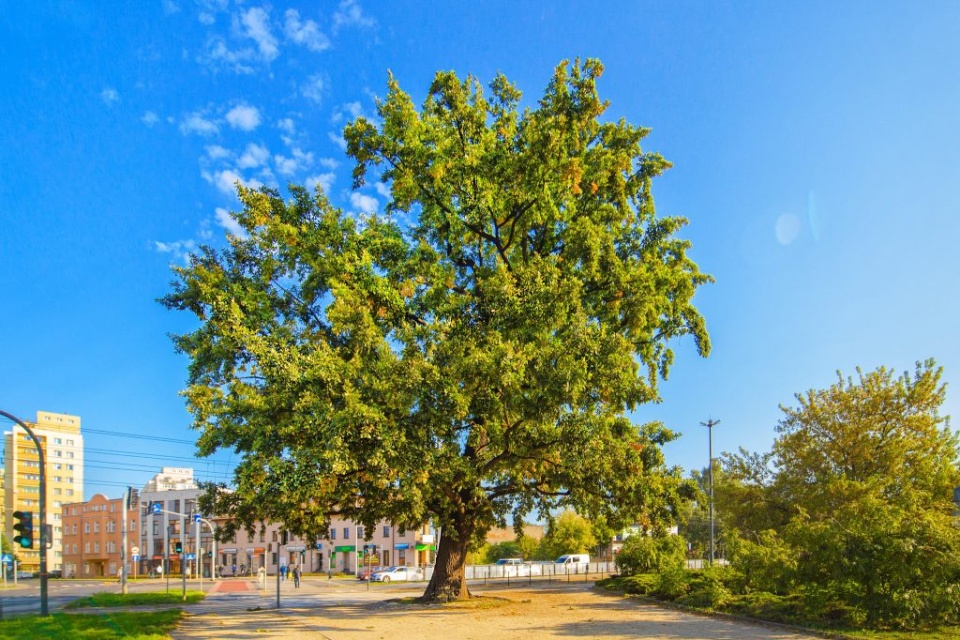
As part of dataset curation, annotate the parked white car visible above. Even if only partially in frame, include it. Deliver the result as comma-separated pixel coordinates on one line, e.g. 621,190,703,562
370,566,417,582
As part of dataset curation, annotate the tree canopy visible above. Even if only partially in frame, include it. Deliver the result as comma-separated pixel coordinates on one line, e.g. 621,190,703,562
719,360,960,628
162,58,711,601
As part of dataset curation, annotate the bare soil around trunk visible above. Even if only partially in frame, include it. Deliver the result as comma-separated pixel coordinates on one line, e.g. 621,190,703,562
173,582,825,639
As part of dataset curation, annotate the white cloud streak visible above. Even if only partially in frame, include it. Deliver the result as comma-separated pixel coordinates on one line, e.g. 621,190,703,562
180,112,219,136
225,103,261,131
284,9,330,52
239,7,279,62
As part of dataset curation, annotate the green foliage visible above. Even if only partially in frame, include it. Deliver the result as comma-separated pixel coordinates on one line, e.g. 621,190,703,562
0,610,183,639
515,534,540,561
724,529,796,595
482,541,523,563
614,532,686,576
162,59,710,598
717,360,960,629
539,510,597,558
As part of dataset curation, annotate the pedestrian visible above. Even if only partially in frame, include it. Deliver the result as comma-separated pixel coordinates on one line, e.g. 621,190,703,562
280,563,287,581
293,565,301,588
257,565,266,588
231,563,237,576
157,564,163,579
117,566,123,583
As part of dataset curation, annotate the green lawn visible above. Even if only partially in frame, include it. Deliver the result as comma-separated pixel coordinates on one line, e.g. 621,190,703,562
65,591,205,609
0,610,183,639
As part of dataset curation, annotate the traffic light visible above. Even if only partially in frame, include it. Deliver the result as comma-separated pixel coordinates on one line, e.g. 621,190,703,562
12,511,34,549
175,541,183,554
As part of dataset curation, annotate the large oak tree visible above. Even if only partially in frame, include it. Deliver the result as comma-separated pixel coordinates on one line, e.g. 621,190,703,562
163,59,711,601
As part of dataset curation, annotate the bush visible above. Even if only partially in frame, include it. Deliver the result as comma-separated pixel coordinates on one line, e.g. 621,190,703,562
615,533,687,576
679,567,735,609
655,566,690,600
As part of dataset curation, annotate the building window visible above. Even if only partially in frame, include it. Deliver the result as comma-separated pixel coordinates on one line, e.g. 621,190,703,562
357,526,365,539
330,529,336,540
383,525,390,537
93,523,100,533
84,523,90,533
343,527,350,540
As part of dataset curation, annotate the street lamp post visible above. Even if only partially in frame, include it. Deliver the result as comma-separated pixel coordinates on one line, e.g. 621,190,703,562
701,418,720,567
1,410,49,616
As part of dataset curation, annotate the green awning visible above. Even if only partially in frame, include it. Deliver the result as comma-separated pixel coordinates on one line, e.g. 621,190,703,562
334,545,357,553
415,543,436,551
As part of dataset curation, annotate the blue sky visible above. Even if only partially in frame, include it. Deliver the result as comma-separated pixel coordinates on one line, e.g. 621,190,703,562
2,1,958,502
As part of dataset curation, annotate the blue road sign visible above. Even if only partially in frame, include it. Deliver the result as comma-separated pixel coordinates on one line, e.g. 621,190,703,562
185,553,196,560
132,554,140,562
193,514,201,523
2,554,12,564
152,502,162,515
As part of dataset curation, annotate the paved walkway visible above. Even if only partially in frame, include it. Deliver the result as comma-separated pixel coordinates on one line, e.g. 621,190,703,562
171,582,826,640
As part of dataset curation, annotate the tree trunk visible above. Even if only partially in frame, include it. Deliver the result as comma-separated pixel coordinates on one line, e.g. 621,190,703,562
419,528,472,602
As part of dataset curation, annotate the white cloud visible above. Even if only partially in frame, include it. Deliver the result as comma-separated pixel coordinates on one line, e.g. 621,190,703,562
239,7,279,62
277,118,296,135
238,143,270,169
161,0,180,15
141,111,159,126
204,168,261,195
328,131,347,151
318,157,339,170
350,192,378,214
301,74,325,104
201,38,257,74
225,104,261,131
154,239,196,265
100,87,119,106
274,147,313,175
214,207,248,238
375,182,391,198
306,173,336,195
198,11,215,25
331,101,363,123
284,9,330,52
180,112,219,136
333,0,375,32
205,144,231,160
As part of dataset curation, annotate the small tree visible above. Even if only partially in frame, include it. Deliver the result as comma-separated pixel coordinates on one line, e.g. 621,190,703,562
615,532,686,576
539,510,597,559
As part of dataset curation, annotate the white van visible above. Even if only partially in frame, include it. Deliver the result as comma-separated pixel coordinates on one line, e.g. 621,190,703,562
555,554,590,566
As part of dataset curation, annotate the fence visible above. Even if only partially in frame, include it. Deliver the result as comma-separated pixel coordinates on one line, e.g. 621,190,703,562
395,561,616,584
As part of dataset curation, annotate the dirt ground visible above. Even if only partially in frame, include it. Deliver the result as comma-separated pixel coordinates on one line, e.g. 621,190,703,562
173,582,823,639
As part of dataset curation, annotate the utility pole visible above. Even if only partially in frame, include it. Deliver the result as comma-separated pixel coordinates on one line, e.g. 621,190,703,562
121,490,128,595
701,418,720,567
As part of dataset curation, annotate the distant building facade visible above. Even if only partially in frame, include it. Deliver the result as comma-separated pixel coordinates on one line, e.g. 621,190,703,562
61,493,138,578
3,411,84,572
138,467,217,577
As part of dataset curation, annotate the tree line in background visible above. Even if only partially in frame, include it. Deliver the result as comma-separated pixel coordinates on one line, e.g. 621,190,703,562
616,359,960,631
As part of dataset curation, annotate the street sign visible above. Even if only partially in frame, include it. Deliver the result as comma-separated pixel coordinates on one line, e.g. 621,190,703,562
185,553,196,560
132,554,140,562
1,554,12,564
193,514,201,523
286,545,305,552
131,546,140,556
152,503,162,515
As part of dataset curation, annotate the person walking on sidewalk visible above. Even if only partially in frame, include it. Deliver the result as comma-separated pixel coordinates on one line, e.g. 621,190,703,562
293,565,301,588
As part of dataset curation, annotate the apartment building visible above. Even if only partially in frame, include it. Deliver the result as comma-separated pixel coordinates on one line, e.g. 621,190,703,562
61,493,138,578
138,467,217,577
3,411,84,572
217,518,438,576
